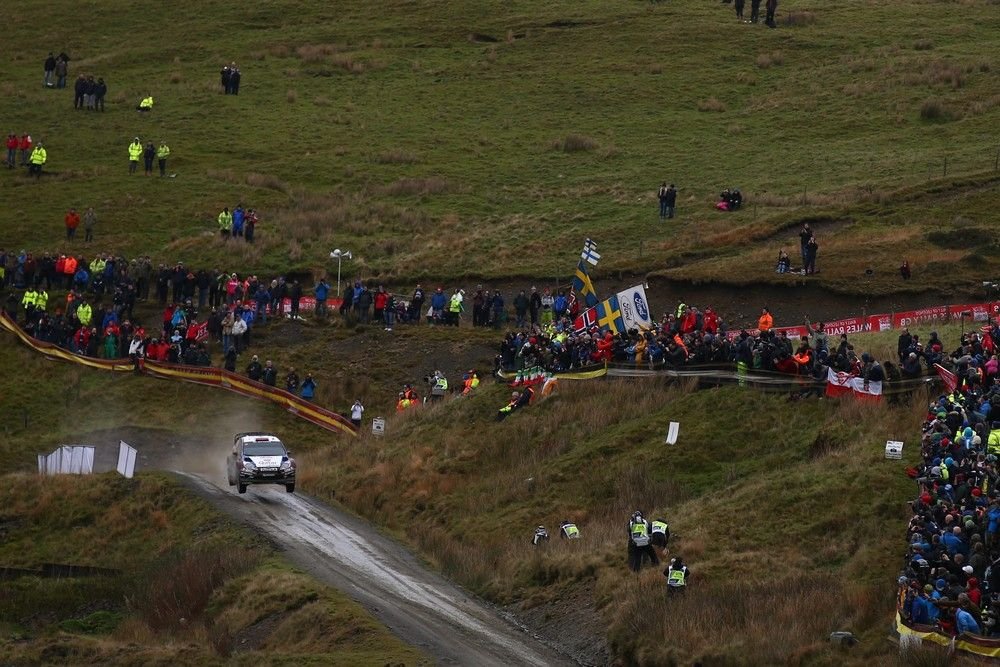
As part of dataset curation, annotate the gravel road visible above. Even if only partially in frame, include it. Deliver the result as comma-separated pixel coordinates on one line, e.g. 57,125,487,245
180,473,574,667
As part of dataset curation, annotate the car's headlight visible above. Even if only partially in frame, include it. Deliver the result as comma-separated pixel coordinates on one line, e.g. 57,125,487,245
280,459,293,470
242,459,256,470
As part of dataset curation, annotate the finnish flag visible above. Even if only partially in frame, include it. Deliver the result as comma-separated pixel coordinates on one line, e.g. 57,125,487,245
581,238,600,266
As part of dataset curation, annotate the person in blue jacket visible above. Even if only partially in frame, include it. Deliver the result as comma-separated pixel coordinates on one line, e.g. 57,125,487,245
301,373,316,400
430,287,447,324
314,278,330,318
232,204,245,238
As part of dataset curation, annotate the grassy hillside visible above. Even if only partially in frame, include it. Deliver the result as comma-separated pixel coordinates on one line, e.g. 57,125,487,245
2,0,999,292
0,314,964,663
0,473,428,666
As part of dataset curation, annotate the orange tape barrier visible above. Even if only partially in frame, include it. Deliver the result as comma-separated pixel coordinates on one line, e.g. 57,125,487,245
0,312,356,437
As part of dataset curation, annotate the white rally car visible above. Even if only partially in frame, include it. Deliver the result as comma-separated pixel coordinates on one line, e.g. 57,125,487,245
227,432,296,494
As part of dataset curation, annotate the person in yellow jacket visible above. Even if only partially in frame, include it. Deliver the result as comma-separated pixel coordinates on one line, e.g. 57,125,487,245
988,422,1000,456
137,95,154,112
29,142,47,179
35,289,48,312
128,137,142,174
21,288,38,320
218,207,233,239
76,300,93,327
461,370,480,396
157,141,170,177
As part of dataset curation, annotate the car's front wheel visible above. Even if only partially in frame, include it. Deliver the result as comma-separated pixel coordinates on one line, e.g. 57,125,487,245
238,483,247,494
285,483,295,493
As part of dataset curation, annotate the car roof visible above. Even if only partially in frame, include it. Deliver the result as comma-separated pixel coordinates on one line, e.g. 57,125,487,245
237,433,283,446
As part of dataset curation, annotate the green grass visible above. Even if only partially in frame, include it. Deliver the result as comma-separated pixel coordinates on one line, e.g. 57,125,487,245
2,0,998,291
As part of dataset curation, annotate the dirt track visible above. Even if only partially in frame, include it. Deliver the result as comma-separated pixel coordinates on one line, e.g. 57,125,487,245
180,474,574,667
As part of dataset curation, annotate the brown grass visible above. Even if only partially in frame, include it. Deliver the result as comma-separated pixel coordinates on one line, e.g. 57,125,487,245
756,51,784,69
295,43,343,62
169,71,182,84
551,134,599,153
697,97,726,112
913,39,935,51
919,97,952,121
286,89,297,103
129,547,259,633
784,10,817,26
374,149,421,165
380,176,453,196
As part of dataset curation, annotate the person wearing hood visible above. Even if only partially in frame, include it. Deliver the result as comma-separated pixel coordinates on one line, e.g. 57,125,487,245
128,137,142,174
246,354,262,381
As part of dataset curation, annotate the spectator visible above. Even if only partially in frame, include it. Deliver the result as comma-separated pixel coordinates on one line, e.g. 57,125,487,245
350,399,364,427
798,223,811,267
246,354,262,381
83,207,97,242
775,249,790,273
301,373,316,400
6,133,17,169
64,208,80,240
901,260,911,280
73,74,86,109
232,204,244,238
314,278,329,318
95,78,107,111
221,64,232,94
804,235,819,275
218,207,232,239
143,141,155,176
285,368,299,393
765,0,778,27
157,141,170,177
245,208,258,243
261,360,277,386
44,53,57,87
289,280,302,319
18,133,32,166
28,142,47,179
128,137,142,175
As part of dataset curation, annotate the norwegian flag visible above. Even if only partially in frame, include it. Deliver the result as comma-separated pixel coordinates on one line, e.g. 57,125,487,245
574,306,599,334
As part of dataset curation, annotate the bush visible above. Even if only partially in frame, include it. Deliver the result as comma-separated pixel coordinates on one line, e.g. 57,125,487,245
551,134,598,152
697,97,726,113
130,547,259,633
919,97,954,121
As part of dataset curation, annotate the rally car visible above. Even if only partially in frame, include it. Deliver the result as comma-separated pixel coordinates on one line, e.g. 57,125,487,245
227,432,296,494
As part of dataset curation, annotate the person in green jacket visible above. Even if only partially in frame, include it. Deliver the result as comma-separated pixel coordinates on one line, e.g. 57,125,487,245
157,141,170,177
104,332,118,359
29,142,47,179
218,207,233,239
128,137,142,175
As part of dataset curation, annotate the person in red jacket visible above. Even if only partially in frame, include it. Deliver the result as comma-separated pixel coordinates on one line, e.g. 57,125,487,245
18,134,32,166
703,307,719,335
63,255,78,284
373,286,389,323
64,208,81,240
6,133,17,168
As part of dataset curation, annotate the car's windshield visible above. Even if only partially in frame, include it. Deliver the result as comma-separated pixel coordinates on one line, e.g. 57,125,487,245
244,443,285,457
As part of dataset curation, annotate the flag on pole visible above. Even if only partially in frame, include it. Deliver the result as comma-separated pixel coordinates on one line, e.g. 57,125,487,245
572,260,599,307
574,306,599,333
596,295,626,334
825,368,883,402
581,238,600,266
934,363,958,394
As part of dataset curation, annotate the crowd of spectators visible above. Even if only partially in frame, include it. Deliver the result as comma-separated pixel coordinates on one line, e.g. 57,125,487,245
496,300,896,391
898,329,1000,639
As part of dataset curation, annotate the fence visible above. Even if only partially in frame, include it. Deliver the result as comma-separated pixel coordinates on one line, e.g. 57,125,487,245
0,312,356,437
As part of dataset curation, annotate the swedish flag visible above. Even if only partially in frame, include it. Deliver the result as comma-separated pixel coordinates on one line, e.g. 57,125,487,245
596,295,625,334
572,260,599,307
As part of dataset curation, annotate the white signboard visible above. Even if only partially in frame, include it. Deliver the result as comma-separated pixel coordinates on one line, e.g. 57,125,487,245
40,446,95,475
372,417,386,437
117,440,138,479
665,422,680,446
616,284,654,332
885,440,903,460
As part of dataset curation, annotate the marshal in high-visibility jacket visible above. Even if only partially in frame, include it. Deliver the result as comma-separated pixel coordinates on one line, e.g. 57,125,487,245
76,302,93,327
137,95,154,111
128,140,143,161
559,521,580,539
461,370,479,396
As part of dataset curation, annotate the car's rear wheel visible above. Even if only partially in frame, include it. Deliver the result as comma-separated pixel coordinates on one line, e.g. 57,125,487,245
237,483,247,494
285,483,295,493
